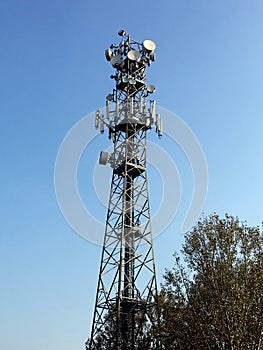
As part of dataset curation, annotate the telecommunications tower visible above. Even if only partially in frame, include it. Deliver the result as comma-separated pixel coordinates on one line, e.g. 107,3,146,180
87,30,162,350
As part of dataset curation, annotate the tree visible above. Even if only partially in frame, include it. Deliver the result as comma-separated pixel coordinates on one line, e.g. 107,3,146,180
160,213,263,349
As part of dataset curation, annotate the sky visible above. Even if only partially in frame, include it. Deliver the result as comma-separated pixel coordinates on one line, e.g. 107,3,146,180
1,1,263,349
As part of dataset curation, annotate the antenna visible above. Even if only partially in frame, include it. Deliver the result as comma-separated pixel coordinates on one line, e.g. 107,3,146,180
156,113,162,138
99,114,104,134
151,100,156,124
88,31,161,350
95,110,99,129
106,100,110,120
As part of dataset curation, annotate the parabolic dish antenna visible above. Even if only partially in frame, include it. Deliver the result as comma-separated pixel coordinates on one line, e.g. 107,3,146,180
142,39,156,53
127,49,141,61
122,77,129,83
105,49,113,61
147,85,156,93
129,79,136,85
110,55,124,68
99,151,109,165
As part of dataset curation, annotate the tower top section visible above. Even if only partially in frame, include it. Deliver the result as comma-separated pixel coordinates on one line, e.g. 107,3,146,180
94,31,162,141
105,29,157,103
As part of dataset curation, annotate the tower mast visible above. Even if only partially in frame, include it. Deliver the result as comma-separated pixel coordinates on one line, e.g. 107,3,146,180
87,30,162,350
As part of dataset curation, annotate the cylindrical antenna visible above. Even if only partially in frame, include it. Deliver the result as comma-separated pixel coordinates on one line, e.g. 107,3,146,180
158,117,162,138
95,110,99,129
106,100,110,120
156,113,161,133
100,115,105,134
151,100,156,125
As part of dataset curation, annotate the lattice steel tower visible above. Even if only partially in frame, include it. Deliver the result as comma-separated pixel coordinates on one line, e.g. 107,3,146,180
87,30,162,350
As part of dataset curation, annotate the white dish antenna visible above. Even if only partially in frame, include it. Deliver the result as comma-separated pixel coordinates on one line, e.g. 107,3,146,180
147,85,156,94
127,49,140,61
105,49,113,61
99,151,110,165
142,39,156,53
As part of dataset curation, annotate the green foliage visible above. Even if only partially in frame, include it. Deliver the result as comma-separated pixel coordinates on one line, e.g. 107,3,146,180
160,213,263,349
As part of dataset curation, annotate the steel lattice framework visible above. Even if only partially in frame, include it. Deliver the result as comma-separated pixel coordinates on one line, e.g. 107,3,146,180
87,30,162,350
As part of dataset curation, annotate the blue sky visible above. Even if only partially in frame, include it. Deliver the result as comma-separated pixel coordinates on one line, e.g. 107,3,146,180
1,1,263,349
